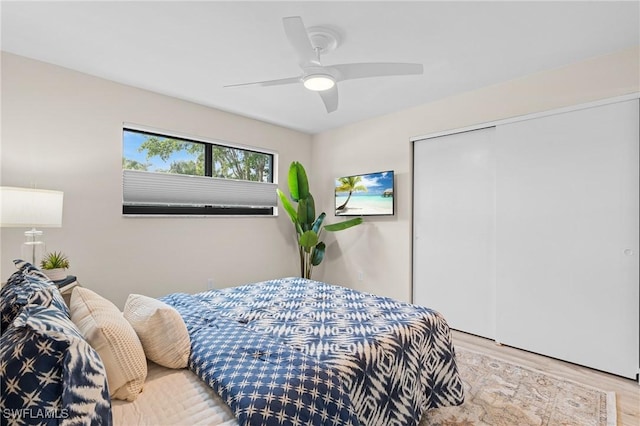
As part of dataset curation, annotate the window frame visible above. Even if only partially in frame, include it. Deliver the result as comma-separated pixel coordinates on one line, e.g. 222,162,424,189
122,124,278,217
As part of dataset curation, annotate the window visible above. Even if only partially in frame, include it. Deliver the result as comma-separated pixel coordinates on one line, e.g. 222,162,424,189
122,127,277,215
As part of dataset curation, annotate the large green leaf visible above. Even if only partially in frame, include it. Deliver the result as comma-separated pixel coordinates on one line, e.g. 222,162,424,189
324,217,364,232
304,194,315,227
297,198,309,230
296,162,310,200
299,230,318,251
276,189,297,224
288,161,309,202
311,242,325,266
297,194,316,230
288,163,300,201
312,212,326,234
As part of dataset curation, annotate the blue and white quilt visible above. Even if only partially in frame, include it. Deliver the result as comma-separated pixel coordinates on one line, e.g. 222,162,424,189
162,277,463,426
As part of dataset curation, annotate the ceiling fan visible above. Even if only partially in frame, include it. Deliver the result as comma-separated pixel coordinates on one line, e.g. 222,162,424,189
225,16,424,113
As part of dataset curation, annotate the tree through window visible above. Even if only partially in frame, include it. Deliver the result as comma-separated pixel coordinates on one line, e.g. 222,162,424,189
122,128,276,215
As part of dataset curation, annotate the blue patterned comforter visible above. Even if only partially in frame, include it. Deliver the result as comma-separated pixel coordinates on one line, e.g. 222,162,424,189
161,277,463,426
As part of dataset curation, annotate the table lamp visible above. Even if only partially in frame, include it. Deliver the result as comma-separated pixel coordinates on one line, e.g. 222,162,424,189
0,186,64,266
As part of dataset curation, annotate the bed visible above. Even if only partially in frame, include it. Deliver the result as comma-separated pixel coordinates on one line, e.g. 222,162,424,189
1,264,463,426
140,277,464,426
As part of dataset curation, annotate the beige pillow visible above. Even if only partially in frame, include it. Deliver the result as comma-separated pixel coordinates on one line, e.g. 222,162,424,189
70,287,147,401
123,294,190,369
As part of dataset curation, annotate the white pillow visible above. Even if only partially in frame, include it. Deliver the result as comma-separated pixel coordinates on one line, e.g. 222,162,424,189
123,294,190,369
70,287,147,401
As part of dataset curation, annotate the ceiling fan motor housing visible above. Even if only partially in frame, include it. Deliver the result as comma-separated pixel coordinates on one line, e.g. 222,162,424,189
307,26,340,54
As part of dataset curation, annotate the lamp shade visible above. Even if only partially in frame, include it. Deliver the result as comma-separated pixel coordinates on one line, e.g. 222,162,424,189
0,187,64,228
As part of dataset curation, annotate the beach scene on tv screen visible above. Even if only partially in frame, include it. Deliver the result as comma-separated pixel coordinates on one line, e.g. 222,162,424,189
335,171,393,216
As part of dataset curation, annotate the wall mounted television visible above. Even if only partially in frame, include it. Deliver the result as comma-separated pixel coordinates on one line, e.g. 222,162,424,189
335,170,394,216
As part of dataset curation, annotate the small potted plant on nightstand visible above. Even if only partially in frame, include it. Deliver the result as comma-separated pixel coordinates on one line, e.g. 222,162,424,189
40,251,70,281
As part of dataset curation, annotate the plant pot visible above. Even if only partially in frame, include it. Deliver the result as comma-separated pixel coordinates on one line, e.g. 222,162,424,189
44,268,67,282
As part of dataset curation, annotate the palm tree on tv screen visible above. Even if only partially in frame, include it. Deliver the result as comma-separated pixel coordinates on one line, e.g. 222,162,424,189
336,176,367,211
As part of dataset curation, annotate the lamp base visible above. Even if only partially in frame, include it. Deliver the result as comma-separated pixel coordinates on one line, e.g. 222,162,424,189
22,228,45,266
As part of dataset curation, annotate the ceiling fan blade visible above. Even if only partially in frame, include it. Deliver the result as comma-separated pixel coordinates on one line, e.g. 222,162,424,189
283,16,320,67
318,86,338,113
333,63,424,81
224,76,301,88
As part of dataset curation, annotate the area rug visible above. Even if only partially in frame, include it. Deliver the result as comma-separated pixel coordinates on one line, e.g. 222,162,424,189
420,347,616,426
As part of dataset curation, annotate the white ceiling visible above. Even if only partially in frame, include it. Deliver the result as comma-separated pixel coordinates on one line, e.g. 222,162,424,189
2,1,638,134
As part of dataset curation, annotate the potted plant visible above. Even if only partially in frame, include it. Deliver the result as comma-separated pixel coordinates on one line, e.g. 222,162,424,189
278,161,363,279
40,251,70,281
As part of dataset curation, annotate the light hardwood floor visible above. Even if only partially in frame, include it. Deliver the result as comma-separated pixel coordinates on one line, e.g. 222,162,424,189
450,330,640,426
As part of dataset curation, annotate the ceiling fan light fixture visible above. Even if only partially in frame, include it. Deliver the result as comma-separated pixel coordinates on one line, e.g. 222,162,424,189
303,74,335,91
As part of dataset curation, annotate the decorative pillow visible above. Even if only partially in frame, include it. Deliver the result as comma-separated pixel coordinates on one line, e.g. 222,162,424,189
70,287,147,401
14,258,54,283
123,294,191,369
1,261,69,335
0,304,111,425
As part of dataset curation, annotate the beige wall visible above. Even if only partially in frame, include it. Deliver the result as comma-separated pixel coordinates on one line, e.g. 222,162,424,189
0,52,312,308
2,46,638,307
310,46,640,303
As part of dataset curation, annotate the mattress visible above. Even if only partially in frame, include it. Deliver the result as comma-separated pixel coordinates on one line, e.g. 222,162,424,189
111,361,238,426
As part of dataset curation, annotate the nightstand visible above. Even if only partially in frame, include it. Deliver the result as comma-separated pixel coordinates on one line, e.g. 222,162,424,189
55,275,79,306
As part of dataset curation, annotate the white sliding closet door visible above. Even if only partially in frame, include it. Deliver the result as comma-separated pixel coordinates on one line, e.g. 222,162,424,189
413,127,496,339
495,100,639,378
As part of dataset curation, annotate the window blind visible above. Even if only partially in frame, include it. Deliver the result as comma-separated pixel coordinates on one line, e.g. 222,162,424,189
123,169,277,209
